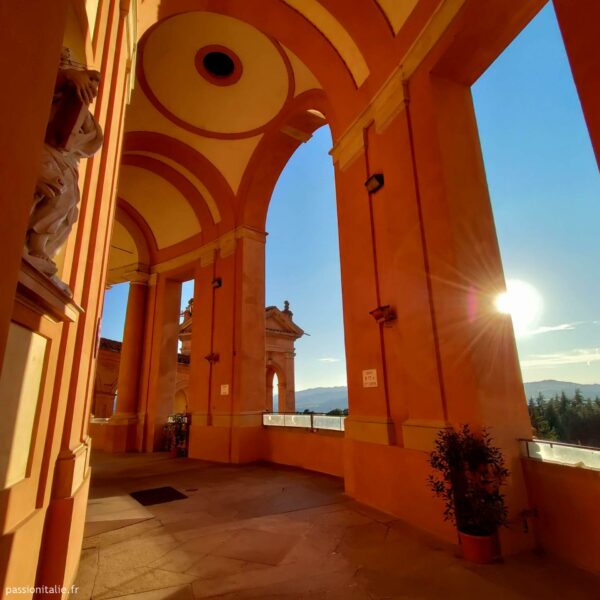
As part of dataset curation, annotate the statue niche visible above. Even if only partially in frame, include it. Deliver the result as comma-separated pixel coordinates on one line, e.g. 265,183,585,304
24,48,104,295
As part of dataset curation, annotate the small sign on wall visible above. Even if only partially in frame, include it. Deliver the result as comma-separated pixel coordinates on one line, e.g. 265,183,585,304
220,384,230,396
362,369,378,388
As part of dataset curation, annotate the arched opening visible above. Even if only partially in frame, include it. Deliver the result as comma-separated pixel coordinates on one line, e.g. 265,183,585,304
6,1,600,593
265,126,347,415
266,368,279,413
173,388,187,413
473,3,600,448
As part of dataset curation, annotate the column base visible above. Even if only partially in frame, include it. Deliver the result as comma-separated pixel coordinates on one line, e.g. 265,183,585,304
188,412,265,463
401,419,450,452
104,414,138,453
344,416,396,445
35,469,91,597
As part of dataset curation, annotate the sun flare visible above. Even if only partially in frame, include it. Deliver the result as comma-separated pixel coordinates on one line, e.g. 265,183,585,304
495,279,543,336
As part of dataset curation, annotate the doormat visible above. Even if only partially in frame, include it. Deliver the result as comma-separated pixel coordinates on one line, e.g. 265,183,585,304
130,486,188,506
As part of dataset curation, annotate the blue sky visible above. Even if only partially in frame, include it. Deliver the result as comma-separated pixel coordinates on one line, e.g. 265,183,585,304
101,3,599,388
472,3,600,384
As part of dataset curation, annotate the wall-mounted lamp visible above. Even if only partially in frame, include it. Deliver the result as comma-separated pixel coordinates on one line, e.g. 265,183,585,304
369,305,396,326
212,277,222,289
364,173,384,194
204,352,220,364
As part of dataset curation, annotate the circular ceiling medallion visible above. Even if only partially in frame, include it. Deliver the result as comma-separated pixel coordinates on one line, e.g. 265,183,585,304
195,45,243,86
139,12,293,138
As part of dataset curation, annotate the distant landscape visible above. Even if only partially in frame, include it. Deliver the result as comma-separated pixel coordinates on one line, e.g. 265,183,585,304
290,380,600,413
288,380,600,447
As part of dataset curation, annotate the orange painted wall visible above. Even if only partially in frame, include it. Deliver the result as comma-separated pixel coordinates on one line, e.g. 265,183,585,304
522,459,600,574
344,440,456,543
0,2,68,371
264,429,344,478
553,0,600,163
89,421,109,451
0,0,136,595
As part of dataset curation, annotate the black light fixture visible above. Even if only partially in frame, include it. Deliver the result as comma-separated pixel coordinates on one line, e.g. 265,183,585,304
365,173,384,194
212,277,222,289
369,304,396,326
204,352,220,364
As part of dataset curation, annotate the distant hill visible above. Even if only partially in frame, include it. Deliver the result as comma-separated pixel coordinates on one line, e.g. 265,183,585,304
289,380,600,413
524,380,600,400
293,386,348,413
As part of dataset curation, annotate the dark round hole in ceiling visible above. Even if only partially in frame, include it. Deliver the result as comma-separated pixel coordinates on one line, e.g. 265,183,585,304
203,52,235,78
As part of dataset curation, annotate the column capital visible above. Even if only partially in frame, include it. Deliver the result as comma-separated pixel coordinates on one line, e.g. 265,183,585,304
152,226,267,274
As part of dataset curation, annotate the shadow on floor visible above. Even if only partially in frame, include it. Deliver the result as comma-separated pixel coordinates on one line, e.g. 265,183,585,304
75,451,599,599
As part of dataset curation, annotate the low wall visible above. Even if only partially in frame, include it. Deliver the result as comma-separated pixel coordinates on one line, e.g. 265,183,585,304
344,438,456,542
263,427,344,477
88,420,108,451
522,458,600,573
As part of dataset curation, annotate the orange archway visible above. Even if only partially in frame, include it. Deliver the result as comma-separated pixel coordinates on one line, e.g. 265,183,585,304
3,0,600,592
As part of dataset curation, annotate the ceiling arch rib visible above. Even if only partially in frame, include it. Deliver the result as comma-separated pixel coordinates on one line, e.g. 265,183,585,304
107,221,139,284
123,131,236,229
121,154,216,240
114,204,151,266
118,161,201,249
375,0,419,34
281,0,369,87
239,89,331,229
106,204,153,285
117,199,159,254
126,151,221,224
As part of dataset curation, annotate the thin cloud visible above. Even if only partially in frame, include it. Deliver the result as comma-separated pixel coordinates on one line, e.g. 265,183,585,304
318,357,340,363
527,322,581,335
521,348,600,368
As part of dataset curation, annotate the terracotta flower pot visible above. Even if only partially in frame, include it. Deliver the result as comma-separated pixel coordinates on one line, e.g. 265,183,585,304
458,531,498,564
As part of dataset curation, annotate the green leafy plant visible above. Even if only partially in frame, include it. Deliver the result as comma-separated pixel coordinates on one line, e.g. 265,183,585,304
428,425,509,536
164,413,188,453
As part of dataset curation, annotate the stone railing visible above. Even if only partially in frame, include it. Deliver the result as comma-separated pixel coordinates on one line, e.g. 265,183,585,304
262,412,346,432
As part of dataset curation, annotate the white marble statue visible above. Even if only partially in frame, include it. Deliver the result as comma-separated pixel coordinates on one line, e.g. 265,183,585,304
25,48,103,295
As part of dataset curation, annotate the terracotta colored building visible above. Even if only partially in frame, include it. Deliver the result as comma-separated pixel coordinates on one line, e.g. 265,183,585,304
0,0,599,595
92,301,303,422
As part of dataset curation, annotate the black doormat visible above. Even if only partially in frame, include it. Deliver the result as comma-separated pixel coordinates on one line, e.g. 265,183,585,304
130,486,188,506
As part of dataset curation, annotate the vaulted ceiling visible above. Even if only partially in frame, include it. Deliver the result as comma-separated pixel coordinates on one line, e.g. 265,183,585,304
108,0,438,283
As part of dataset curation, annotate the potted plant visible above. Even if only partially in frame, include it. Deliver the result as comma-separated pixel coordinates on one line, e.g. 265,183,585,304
428,425,509,564
164,413,188,457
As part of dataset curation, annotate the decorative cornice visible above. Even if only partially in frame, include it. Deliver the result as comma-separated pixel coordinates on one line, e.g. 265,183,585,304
329,67,407,171
106,263,150,286
330,0,466,171
151,226,266,274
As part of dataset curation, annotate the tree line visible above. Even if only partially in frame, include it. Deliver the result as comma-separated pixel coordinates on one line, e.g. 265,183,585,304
528,390,600,447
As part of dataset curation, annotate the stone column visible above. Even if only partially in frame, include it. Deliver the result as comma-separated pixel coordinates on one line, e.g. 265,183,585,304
553,0,600,164
265,367,275,412
283,351,296,413
188,229,267,463
277,376,287,413
138,275,181,451
105,281,147,452
331,63,533,554
403,71,532,554
187,257,216,451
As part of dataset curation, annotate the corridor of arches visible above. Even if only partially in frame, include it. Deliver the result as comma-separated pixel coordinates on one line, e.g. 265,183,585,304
1,0,599,593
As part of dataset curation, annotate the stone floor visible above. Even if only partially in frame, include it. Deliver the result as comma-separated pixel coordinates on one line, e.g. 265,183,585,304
75,452,598,599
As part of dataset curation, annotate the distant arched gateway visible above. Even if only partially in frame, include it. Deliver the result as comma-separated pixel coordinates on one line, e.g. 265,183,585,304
3,0,599,590
93,301,303,425
179,299,304,413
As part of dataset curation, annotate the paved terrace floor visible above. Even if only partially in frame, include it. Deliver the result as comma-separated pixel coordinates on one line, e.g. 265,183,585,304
75,452,598,599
